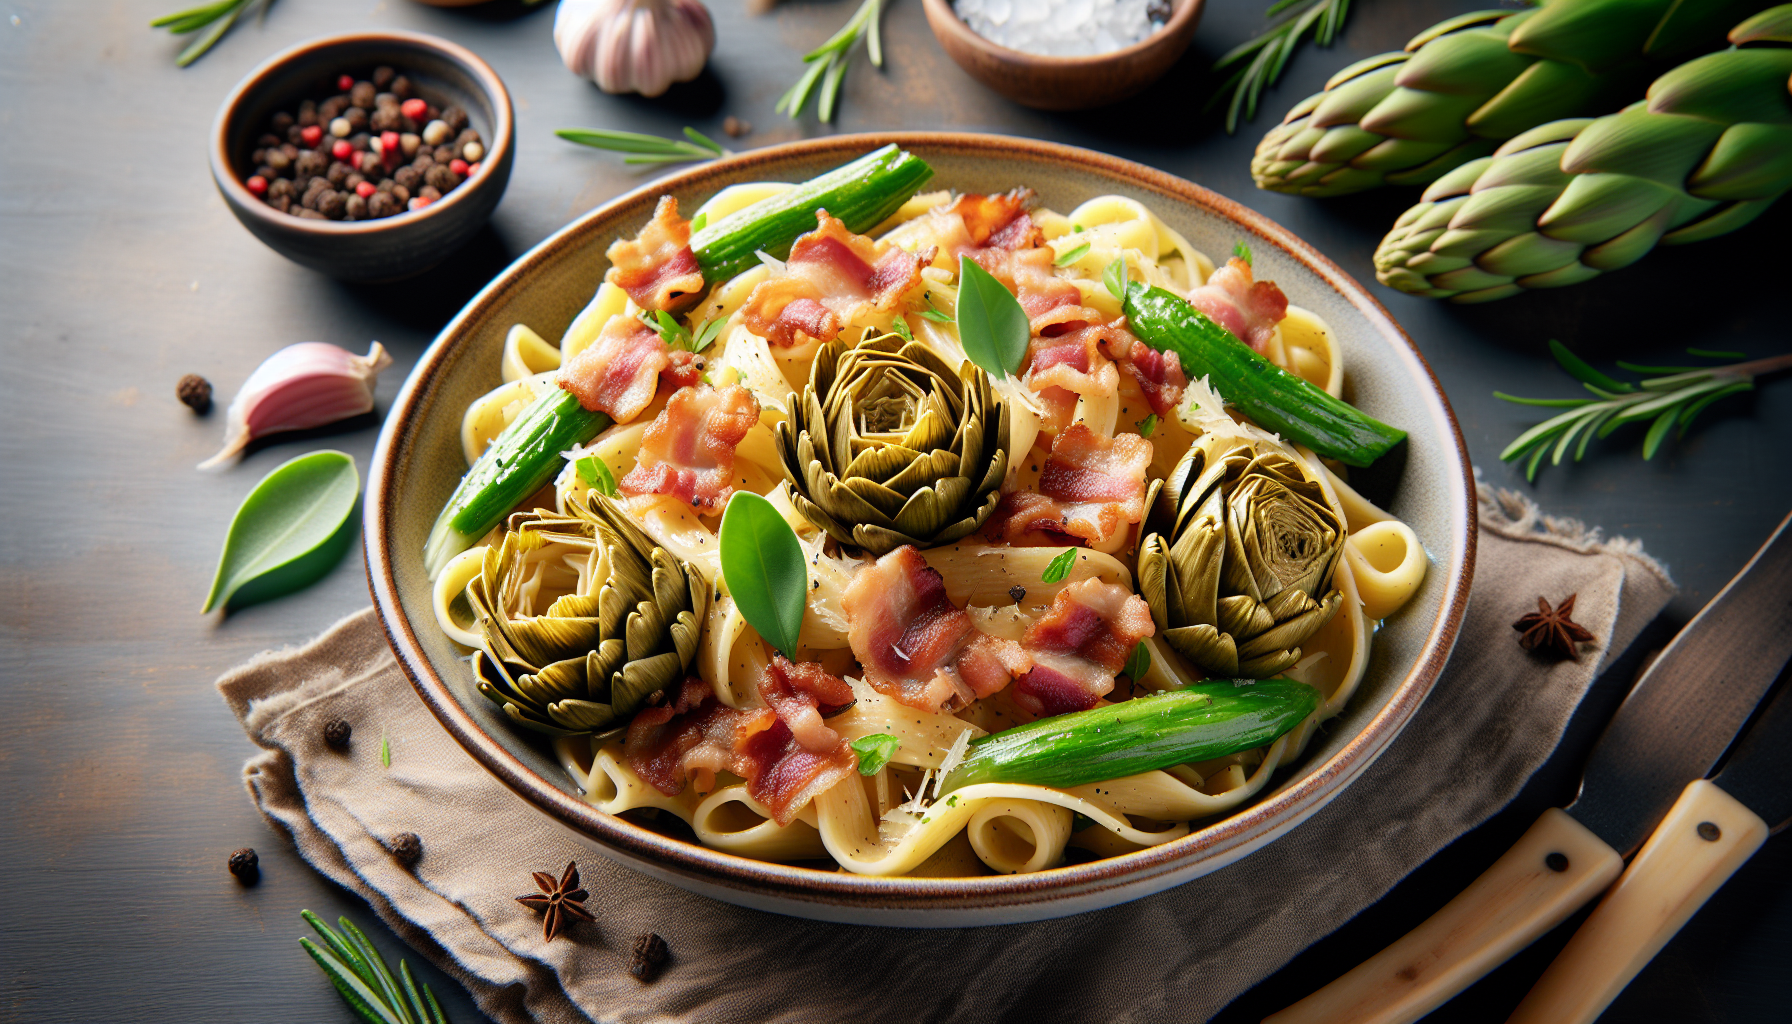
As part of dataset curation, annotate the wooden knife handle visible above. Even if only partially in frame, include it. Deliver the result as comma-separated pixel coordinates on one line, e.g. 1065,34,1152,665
1264,808,1622,1024
1506,780,1768,1024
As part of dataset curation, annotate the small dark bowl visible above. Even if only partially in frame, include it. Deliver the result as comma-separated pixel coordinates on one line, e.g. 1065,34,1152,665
209,31,514,282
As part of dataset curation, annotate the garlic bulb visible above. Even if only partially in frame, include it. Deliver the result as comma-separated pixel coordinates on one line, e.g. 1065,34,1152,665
554,0,716,98
200,342,393,470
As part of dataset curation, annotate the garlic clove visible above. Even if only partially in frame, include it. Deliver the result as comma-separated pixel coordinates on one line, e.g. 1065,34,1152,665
199,341,393,470
554,0,715,98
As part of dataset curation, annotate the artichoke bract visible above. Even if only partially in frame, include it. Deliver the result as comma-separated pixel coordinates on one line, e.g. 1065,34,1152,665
468,495,708,737
1375,7,1792,303
1251,0,1768,197
1137,436,1344,679
773,333,1009,556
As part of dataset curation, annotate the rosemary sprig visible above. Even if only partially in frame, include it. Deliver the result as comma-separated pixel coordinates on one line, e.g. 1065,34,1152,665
777,0,885,123
1496,340,1791,481
1210,0,1353,134
150,0,269,67
299,910,450,1024
554,127,728,166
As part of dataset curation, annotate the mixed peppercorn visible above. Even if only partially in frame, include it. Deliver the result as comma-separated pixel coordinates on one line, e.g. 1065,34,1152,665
245,67,486,220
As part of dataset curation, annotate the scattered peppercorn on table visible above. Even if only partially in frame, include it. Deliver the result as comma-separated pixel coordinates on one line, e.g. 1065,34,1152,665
2,2,1789,1022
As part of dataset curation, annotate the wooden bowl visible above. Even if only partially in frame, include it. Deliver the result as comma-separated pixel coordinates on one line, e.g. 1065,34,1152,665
209,31,515,282
365,132,1475,926
922,0,1205,110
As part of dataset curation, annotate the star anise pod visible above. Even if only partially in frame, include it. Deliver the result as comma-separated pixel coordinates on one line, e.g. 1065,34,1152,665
1513,594,1596,661
515,860,595,942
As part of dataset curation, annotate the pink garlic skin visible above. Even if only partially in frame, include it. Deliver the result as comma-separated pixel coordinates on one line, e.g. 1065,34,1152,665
554,0,716,98
199,342,393,470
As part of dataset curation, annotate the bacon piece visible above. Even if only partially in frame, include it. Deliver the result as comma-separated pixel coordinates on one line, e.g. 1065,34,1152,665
843,546,1030,713
949,189,1043,251
605,196,706,312
663,348,706,392
1187,257,1289,353
1013,580,1155,717
1022,318,1120,432
624,674,858,827
739,212,929,347
558,316,670,423
967,245,1083,322
1102,322,1187,416
620,384,760,515
759,653,855,754
986,424,1153,547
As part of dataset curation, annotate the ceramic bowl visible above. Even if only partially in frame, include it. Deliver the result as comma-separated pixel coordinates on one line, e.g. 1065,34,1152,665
209,31,515,282
922,0,1205,111
366,133,1474,926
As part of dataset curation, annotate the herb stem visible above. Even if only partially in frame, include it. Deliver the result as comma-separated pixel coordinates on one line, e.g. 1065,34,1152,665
777,0,886,123
555,127,728,166
1210,0,1352,134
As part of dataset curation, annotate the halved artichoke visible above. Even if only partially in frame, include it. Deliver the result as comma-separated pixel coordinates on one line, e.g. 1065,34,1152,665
1137,436,1345,678
467,494,709,737
773,332,1010,555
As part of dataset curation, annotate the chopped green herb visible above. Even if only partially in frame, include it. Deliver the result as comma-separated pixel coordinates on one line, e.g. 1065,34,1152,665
918,294,953,322
575,455,619,497
1136,413,1158,437
851,733,900,775
889,315,914,342
380,734,391,768
1122,641,1151,681
1233,240,1253,267
690,211,708,232
1054,242,1091,267
1041,548,1077,584
1103,258,1129,301
1072,223,1085,233
945,794,959,807
692,315,729,352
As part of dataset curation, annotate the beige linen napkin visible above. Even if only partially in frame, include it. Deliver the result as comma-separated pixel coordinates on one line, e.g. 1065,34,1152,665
219,483,1674,1024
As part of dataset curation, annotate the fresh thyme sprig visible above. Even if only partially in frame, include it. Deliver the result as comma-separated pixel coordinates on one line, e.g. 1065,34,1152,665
1496,340,1791,481
1210,0,1353,134
150,0,269,67
299,910,450,1024
777,0,885,123
554,127,728,166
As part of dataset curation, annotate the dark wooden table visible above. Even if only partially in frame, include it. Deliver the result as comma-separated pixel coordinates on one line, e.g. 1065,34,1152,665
3,2,1787,1021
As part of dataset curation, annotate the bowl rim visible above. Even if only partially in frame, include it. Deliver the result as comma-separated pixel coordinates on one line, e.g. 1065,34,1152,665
208,29,514,235
920,0,1204,67
365,131,1476,911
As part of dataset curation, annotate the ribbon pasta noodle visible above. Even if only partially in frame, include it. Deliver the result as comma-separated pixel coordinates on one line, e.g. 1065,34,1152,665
431,182,1429,878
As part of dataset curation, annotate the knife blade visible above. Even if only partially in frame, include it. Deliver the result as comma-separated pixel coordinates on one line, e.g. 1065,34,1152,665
1266,509,1792,1024
1506,669,1792,1024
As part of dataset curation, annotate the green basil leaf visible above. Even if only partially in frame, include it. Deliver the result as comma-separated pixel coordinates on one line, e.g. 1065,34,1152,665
1054,242,1091,267
1041,547,1077,584
1232,240,1253,267
1122,641,1151,681
202,450,359,612
574,455,619,497
1103,257,1128,301
955,254,1030,378
851,733,900,775
1136,413,1158,437
719,491,807,660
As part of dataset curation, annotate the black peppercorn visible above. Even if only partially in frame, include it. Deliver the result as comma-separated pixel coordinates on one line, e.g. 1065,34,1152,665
371,106,402,133
323,717,352,750
425,164,460,193
297,99,318,126
629,933,669,982
439,105,469,135
268,195,292,214
390,183,411,205
228,847,260,884
317,189,347,220
345,171,366,191
349,81,377,109
325,160,352,186
263,149,291,174
391,75,413,99
1008,585,1027,604
344,106,370,133
359,151,384,175
345,193,368,220
268,177,295,200
454,128,483,150
393,165,422,191
295,150,327,179
257,132,283,149
177,374,213,414
297,208,328,220
367,192,399,219
372,65,396,90
387,832,423,869
318,96,347,122
418,184,442,202
286,123,306,145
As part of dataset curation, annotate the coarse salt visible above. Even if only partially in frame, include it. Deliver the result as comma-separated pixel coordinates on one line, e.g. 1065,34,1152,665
954,0,1170,57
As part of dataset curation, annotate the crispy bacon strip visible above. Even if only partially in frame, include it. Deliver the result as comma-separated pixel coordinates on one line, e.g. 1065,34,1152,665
1023,317,1120,432
843,546,1030,713
739,212,930,347
1014,580,1155,717
620,384,761,515
986,424,1153,547
558,316,670,423
1102,323,1187,416
759,654,855,754
605,196,705,312
948,189,1043,251
1188,257,1288,353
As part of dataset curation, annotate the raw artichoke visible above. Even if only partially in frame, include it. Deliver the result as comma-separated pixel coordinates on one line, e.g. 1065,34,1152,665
468,494,708,737
773,333,1009,556
1251,0,1771,197
1137,436,1344,679
1375,6,1792,303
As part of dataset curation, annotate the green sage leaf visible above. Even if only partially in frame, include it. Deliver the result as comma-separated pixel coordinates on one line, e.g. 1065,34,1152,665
202,450,359,612
1122,641,1151,681
955,254,1030,379
1233,240,1253,267
1137,413,1158,437
851,733,900,775
719,491,807,660
575,455,619,497
1042,547,1077,584
1103,258,1128,301
1054,242,1091,267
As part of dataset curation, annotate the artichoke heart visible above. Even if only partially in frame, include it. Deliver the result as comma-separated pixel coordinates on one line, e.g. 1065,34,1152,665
773,332,1009,555
1137,435,1345,678
466,494,709,737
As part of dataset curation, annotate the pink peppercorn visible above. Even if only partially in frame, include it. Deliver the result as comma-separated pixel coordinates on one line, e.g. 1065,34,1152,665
337,74,355,92
401,98,428,121
355,180,377,198
449,158,469,176
380,131,403,169
332,139,354,161
246,175,268,196
468,162,480,176
300,124,323,146
408,196,433,211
